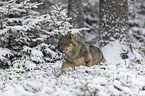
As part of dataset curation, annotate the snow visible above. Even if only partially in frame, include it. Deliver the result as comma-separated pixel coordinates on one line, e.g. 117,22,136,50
0,48,11,60
102,40,124,64
0,0,145,96
1,49,145,96
1,35,145,96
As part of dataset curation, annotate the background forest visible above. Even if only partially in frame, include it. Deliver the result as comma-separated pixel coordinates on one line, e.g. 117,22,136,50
0,0,145,95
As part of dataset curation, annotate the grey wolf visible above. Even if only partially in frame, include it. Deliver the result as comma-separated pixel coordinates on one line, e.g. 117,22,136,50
58,32,106,73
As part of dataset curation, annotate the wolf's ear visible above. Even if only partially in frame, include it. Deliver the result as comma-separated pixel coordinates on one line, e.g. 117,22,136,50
58,32,64,39
67,32,74,40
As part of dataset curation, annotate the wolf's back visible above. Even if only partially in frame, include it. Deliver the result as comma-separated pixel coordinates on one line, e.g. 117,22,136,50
89,45,105,65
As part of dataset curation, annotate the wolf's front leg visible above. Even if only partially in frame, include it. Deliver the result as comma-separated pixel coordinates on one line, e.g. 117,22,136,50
61,61,75,73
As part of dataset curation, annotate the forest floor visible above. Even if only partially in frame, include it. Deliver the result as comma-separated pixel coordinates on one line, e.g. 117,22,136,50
0,40,145,96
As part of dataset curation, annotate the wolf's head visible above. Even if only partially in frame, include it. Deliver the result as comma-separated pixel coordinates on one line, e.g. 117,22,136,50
58,32,78,53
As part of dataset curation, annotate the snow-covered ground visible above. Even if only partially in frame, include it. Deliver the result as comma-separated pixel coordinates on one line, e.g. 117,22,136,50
0,40,145,96
0,0,145,95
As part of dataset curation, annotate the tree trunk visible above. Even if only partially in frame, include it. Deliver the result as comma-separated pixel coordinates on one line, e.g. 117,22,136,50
68,0,84,28
99,0,129,59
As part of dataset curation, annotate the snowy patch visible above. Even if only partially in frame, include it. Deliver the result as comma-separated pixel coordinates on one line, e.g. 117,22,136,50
1,60,145,96
0,48,12,59
102,40,125,64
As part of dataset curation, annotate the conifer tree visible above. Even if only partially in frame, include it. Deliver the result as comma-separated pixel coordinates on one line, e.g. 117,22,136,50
0,0,87,70
0,0,43,69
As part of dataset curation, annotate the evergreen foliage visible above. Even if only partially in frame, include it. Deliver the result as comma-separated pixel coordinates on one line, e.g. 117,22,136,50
0,0,43,69
0,0,88,70
0,0,145,95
